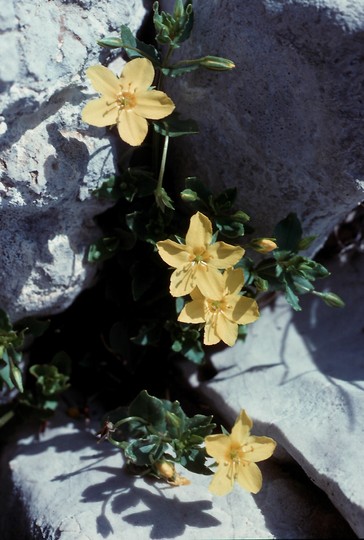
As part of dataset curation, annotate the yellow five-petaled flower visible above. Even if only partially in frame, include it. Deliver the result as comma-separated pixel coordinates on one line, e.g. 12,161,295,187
178,267,259,346
205,410,276,496
156,212,245,298
82,57,175,146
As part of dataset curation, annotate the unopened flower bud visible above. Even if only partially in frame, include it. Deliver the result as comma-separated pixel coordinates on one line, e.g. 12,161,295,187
250,238,278,253
319,291,345,308
155,460,175,480
199,56,235,71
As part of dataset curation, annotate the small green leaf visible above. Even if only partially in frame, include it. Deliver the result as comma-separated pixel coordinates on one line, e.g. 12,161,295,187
128,390,166,432
88,237,120,263
119,25,161,64
153,113,199,138
274,213,302,251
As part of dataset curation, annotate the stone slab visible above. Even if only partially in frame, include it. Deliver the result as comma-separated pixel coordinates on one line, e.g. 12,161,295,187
0,406,356,539
188,251,364,537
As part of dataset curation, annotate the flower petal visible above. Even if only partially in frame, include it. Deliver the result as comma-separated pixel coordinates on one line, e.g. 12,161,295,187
82,97,118,127
178,299,205,324
134,90,175,120
243,436,277,462
208,464,234,496
117,110,148,146
204,318,221,345
208,242,244,269
236,462,263,494
232,296,260,325
224,268,245,295
230,410,252,444
169,265,196,297
185,212,212,249
216,314,238,346
205,434,230,461
85,65,120,98
121,57,155,90
195,266,224,299
156,240,191,268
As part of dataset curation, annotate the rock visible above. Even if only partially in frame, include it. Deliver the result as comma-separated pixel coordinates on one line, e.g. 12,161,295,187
0,0,147,322
186,249,364,537
0,405,356,539
161,0,364,255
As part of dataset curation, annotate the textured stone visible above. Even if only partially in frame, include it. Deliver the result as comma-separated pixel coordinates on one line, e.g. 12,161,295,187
186,250,364,538
161,0,364,255
0,0,147,322
0,406,356,540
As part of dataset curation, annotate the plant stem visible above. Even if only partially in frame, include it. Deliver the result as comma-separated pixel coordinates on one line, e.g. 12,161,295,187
156,134,169,195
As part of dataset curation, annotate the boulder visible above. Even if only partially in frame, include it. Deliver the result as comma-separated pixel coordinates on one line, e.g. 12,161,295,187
161,0,364,255
0,0,147,322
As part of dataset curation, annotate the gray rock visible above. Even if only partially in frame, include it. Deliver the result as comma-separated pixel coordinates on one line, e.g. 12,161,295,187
187,250,364,537
0,406,356,539
0,0,147,322
161,0,364,255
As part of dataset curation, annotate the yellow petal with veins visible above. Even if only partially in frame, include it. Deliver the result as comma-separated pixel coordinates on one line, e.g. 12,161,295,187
82,97,118,127
134,91,175,119
121,57,155,90
86,65,120,98
185,212,212,248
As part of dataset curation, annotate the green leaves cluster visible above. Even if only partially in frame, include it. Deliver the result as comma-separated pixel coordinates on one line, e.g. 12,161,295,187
102,390,215,478
18,352,71,420
242,213,344,311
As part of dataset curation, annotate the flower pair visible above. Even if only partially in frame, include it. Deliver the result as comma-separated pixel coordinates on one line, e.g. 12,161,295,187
157,212,259,346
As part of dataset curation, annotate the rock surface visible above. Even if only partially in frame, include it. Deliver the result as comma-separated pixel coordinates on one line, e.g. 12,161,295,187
186,249,364,538
161,0,364,255
0,405,356,540
0,0,147,322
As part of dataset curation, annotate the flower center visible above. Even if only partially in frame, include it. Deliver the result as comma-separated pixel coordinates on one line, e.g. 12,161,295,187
116,90,137,111
190,248,210,265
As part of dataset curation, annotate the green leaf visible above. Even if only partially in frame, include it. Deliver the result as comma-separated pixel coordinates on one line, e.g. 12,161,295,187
119,25,161,64
274,213,302,251
131,322,161,347
88,237,120,263
153,113,199,138
125,435,165,466
93,175,123,201
215,216,245,238
160,64,199,77
283,279,302,311
180,447,213,475
0,310,12,332
128,390,166,432
298,235,317,250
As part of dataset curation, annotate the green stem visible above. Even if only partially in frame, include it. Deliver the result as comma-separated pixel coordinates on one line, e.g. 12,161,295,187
156,134,169,195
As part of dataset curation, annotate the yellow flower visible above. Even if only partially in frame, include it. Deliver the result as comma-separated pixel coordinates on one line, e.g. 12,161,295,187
82,57,175,146
178,267,259,346
156,212,245,298
205,410,276,496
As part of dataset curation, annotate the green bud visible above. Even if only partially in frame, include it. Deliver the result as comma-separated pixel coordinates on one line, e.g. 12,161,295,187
318,291,345,308
9,359,24,393
180,189,198,202
173,0,184,19
199,56,235,71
